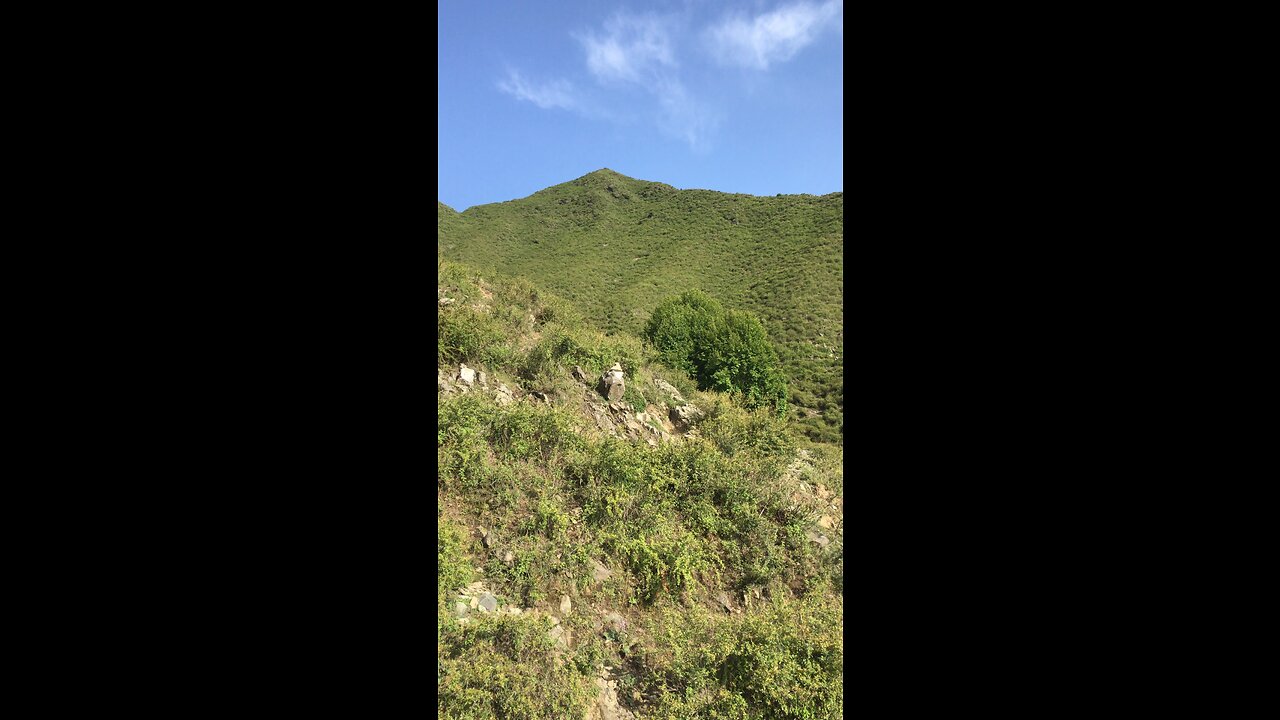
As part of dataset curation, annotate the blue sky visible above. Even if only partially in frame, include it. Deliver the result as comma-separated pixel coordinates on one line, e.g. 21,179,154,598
438,0,843,211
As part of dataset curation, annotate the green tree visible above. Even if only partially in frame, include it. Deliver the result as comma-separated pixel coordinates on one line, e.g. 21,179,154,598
644,291,788,415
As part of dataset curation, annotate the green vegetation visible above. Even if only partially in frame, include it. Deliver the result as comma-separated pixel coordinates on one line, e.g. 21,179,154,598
438,261,842,718
645,290,788,415
438,168,843,444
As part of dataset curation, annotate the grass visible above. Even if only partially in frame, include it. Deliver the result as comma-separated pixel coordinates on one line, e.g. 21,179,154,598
438,168,843,445
437,261,843,718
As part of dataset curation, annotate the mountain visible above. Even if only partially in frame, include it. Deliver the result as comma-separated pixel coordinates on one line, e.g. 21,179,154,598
437,169,844,444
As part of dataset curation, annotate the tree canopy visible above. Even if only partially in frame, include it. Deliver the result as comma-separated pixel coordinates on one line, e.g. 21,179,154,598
644,290,788,415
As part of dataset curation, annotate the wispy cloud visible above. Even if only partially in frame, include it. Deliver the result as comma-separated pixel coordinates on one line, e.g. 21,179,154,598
706,0,842,70
579,14,675,84
497,70,579,110
655,78,719,152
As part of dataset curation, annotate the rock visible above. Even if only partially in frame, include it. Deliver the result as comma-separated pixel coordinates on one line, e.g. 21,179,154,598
478,593,498,613
477,371,488,386
593,560,613,582
469,596,479,609
494,383,514,406
603,612,628,634
549,615,560,626
438,297,455,306
815,483,832,500
669,404,704,432
548,624,564,642
818,515,836,529
715,591,734,613
832,497,843,512
508,607,522,615
503,550,515,565
454,601,469,617
458,364,476,385
598,363,625,402
560,594,573,616
806,530,830,548
653,378,684,402
573,365,588,382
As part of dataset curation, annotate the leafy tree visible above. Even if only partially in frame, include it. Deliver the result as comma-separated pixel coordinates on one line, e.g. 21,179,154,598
644,291,788,415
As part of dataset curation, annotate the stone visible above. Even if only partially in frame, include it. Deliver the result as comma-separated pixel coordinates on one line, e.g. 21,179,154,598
494,383,514,406
715,591,734,613
469,596,479,609
603,612,628,634
593,560,613,582
548,624,564,642
818,515,836,529
549,615,560,626
477,371,488,386
669,404,704,432
560,594,573,616
597,363,626,402
482,530,493,548
573,365,588,382
454,601,469,617
815,483,832,500
503,550,515,565
458,364,476,385
653,378,684,402
806,530,830,548
438,297,455,306
508,607,522,615
478,593,498,613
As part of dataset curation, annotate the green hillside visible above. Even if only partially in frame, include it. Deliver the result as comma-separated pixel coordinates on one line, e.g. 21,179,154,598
438,169,843,444
438,261,844,719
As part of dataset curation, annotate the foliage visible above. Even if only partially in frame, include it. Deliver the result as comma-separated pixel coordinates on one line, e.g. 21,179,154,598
639,593,844,719
438,614,595,720
644,290,788,415
436,261,843,718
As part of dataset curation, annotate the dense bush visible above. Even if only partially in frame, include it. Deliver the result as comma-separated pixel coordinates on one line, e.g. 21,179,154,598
643,290,788,415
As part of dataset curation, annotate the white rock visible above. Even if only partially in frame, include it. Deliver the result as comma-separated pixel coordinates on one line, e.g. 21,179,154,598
458,364,476,385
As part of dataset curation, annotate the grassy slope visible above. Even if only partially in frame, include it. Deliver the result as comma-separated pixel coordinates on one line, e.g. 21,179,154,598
438,261,844,719
438,169,844,444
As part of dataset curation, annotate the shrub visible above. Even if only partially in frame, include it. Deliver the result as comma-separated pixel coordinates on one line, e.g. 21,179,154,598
643,291,787,415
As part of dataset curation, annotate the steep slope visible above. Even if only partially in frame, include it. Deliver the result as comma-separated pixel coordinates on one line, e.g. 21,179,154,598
438,169,843,444
437,261,844,719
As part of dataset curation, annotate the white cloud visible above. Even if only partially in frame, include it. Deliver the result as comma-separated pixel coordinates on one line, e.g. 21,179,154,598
706,0,842,70
497,70,578,110
579,14,675,84
655,78,719,152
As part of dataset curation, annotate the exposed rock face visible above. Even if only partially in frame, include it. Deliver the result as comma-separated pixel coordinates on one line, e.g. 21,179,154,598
669,404,704,432
458,364,476,385
598,363,625,402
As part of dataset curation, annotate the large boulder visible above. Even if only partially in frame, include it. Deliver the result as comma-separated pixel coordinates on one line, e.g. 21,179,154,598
597,363,625,402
